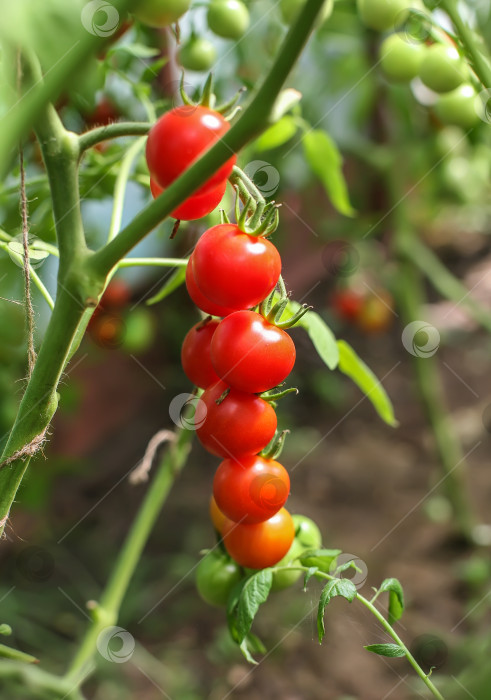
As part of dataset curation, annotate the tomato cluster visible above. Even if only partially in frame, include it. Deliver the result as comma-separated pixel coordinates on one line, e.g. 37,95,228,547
146,106,235,221
180,220,302,571
357,0,480,129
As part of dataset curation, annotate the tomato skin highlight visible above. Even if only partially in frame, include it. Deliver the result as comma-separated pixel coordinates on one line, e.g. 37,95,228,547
211,310,296,393
192,224,281,310
181,320,220,389
196,380,277,458
150,178,226,221
195,550,242,607
146,106,236,195
223,508,295,569
185,255,237,317
213,455,290,524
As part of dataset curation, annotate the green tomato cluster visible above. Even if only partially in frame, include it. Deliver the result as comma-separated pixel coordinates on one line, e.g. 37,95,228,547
356,0,480,129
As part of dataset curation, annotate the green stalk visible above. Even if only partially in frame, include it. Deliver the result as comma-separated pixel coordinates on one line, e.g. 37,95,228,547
107,137,147,243
78,123,151,154
439,0,491,88
117,258,188,268
64,428,193,684
272,565,445,699
87,0,327,278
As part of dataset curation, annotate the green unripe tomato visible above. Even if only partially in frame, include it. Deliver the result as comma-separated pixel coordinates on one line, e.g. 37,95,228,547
132,0,191,27
356,0,409,32
121,308,155,354
207,0,250,40
419,44,466,93
280,0,333,26
292,514,323,549
178,37,217,72
271,515,323,591
434,84,480,128
379,33,425,82
195,551,242,607
435,126,467,158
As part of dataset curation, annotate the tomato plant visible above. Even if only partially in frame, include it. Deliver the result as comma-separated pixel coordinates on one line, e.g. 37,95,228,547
196,380,278,457
181,319,220,389
207,0,250,39
185,254,237,317
192,223,281,310
223,507,295,569
210,310,296,393
146,106,236,195
213,454,290,523
195,550,242,607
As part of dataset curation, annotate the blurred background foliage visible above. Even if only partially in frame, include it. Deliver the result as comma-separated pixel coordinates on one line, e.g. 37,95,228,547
0,0,491,697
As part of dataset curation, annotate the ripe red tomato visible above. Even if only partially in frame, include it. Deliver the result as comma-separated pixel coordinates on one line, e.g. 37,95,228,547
331,288,364,321
185,255,236,317
181,319,220,389
196,380,277,458
150,178,226,221
213,454,290,524
146,106,236,196
211,310,295,393
223,507,295,569
192,224,281,310
209,494,228,535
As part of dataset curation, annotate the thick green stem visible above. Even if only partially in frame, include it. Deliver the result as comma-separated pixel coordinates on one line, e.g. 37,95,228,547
87,0,326,278
79,123,151,153
439,0,491,88
64,428,193,684
0,661,86,699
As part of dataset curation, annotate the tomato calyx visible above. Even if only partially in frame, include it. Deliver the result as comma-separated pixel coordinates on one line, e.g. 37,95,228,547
259,276,312,329
261,428,290,460
178,72,245,118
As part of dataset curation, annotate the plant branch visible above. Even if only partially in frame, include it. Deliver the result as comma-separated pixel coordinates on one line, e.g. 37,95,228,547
87,0,327,278
117,257,188,268
439,0,491,88
107,137,147,243
399,235,491,335
78,122,151,154
272,565,445,699
64,427,193,685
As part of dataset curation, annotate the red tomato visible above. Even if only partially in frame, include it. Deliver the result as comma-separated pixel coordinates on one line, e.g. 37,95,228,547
185,255,236,317
84,97,119,127
192,224,281,310
331,288,364,321
146,106,236,195
223,507,295,569
181,319,220,389
356,291,394,333
211,310,295,393
196,379,277,458
209,495,228,535
150,178,226,221
213,454,290,524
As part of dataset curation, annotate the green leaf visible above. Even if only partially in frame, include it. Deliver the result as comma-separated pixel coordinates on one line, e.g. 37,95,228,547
303,567,319,590
302,130,355,217
289,301,339,370
237,569,273,643
255,116,298,151
141,58,168,84
300,548,341,572
239,632,267,665
146,265,187,306
337,340,397,426
364,643,406,658
335,560,362,576
317,578,357,643
379,578,405,625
